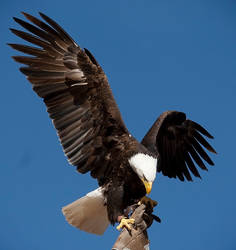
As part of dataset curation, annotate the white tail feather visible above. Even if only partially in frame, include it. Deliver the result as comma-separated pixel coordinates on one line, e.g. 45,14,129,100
62,188,109,235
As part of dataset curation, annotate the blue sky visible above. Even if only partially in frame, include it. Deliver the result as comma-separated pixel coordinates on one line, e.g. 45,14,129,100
1,0,235,249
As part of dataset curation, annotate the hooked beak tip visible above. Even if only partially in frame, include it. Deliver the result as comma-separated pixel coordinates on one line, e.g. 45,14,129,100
142,179,152,195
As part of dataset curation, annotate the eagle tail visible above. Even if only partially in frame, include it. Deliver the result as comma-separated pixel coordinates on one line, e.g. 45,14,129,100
62,187,109,235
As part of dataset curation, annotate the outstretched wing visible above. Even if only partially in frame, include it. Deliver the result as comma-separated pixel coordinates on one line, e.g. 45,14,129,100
141,111,216,181
9,12,128,181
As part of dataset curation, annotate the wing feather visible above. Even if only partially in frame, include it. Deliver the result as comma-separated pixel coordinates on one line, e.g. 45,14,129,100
8,43,47,57
10,12,128,183
184,152,201,178
141,111,216,181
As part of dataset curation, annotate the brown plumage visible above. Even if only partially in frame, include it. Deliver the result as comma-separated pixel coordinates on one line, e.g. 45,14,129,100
10,12,129,183
9,12,216,234
142,111,216,181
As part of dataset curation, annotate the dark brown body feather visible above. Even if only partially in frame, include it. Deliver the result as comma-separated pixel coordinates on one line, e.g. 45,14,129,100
10,12,216,225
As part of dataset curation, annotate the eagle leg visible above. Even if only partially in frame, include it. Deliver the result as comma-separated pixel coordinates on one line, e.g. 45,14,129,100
116,216,135,231
138,196,158,208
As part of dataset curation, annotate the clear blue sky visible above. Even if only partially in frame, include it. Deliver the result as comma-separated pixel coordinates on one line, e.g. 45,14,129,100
1,0,235,249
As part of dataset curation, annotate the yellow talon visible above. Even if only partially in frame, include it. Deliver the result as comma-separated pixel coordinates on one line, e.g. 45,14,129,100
116,218,135,231
138,196,158,208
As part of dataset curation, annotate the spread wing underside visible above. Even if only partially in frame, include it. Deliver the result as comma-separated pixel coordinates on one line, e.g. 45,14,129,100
10,12,128,181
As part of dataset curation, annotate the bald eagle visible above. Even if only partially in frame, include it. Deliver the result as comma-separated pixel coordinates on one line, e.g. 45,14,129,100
9,12,216,235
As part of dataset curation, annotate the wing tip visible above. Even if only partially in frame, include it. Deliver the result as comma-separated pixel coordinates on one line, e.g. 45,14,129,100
21,11,27,16
12,16,22,24
19,66,29,75
9,28,21,36
211,148,217,154
38,11,46,18
11,56,19,62
7,43,14,48
21,11,33,21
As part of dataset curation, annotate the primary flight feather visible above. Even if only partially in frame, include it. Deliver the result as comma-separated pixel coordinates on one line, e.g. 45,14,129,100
9,12,216,235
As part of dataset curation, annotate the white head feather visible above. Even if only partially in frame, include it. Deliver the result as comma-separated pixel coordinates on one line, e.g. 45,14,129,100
128,153,157,182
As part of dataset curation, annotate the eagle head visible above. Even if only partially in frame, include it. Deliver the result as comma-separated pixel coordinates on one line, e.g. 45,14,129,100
128,153,157,194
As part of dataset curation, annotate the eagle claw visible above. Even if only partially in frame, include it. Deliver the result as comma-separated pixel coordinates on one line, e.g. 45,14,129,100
116,218,135,231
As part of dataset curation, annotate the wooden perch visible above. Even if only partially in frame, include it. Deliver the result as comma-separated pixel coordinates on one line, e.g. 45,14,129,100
112,203,160,250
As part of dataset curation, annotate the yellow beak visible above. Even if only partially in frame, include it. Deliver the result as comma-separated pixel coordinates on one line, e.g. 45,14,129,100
142,179,153,195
